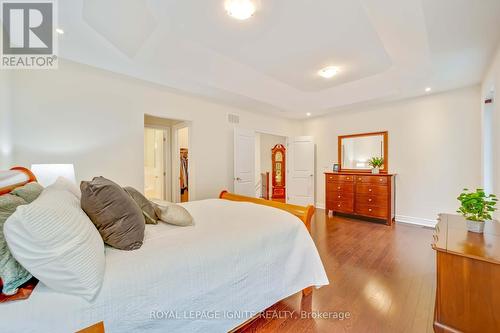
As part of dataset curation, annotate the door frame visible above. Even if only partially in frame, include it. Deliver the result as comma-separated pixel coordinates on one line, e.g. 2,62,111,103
255,130,288,201
144,125,171,201
172,121,193,203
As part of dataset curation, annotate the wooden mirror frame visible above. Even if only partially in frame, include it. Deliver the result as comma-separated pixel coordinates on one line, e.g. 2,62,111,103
338,131,388,173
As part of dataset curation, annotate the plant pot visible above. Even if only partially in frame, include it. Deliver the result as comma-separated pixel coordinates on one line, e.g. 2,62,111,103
371,167,380,174
466,220,485,233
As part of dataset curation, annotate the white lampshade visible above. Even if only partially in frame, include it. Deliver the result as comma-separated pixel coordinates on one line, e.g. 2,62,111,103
31,164,76,187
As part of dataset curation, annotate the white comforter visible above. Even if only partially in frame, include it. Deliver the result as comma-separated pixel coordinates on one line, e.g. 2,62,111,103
0,199,328,333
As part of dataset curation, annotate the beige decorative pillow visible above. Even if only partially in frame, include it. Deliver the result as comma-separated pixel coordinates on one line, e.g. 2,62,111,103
123,187,159,225
152,201,193,227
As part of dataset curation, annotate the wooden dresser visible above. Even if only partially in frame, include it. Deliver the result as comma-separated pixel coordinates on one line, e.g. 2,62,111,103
432,214,500,333
325,172,395,225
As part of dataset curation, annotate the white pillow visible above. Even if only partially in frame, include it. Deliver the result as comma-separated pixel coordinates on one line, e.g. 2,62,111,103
4,185,105,301
50,176,81,199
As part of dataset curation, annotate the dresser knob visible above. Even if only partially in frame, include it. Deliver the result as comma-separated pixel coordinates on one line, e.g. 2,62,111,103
369,188,372,192
337,187,341,190
337,204,341,207
358,178,362,181
338,196,341,198
368,198,372,202
379,178,383,181
369,208,372,212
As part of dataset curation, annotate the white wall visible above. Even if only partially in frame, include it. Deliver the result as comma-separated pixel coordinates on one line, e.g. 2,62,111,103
254,133,261,197
0,71,13,169
8,60,300,200
482,45,500,218
5,59,489,225
303,86,482,225
178,127,189,150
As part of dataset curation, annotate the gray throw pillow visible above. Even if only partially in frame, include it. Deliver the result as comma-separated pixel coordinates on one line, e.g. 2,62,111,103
81,177,145,250
153,201,194,227
123,187,159,225
10,182,43,203
0,195,33,295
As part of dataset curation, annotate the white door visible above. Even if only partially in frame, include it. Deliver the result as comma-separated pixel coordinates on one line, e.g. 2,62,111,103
234,128,256,197
287,136,315,206
144,127,165,200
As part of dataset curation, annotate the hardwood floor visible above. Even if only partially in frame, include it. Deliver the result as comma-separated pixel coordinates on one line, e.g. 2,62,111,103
237,210,436,333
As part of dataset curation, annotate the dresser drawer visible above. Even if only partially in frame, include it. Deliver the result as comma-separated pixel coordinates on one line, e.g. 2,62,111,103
327,182,354,193
355,175,388,184
326,174,354,183
327,192,354,202
355,194,387,206
356,184,388,195
330,200,354,213
355,203,387,219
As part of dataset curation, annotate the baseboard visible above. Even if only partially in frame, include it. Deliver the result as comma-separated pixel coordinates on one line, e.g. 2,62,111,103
395,215,437,228
314,202,436,227
314,203,436,227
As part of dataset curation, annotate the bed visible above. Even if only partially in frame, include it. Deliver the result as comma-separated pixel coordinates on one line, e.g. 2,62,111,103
1,171,328,332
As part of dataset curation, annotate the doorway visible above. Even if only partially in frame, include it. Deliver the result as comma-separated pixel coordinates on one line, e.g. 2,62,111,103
255,132,287,202
233,129,315,206
144,127,169,200
174,124,190,203
144,115,192,203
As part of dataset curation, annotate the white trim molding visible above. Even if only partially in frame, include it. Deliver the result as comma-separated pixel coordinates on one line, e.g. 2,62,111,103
311,203,437,228
315,202,325,209
395,215,437,228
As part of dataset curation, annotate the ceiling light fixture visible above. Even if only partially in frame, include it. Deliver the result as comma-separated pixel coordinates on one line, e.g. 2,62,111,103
56,28,64,34
225,0,257,20
318,66,339,79
306,112,312,117
425,87,432,92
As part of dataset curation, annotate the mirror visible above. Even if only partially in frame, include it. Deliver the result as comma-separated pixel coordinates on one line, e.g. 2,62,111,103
338,131,388,172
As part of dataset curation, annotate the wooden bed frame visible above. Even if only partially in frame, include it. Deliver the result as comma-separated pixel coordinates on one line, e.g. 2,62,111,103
219,191,315,233
77,191,317,333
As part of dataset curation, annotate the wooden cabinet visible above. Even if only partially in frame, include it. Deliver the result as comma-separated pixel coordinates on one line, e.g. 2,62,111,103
325,172,395,225
432,214,500,333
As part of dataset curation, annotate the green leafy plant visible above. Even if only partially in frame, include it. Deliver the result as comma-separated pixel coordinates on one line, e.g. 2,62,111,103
368,157,384,168
457,188,498,222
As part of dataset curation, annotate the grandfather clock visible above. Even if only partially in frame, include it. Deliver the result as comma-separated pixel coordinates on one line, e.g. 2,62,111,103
271,144,286,199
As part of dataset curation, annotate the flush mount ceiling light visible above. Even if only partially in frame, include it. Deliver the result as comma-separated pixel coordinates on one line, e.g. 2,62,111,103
318,66,339,79
56,28,64,34
425,87,432,92
225,0,257,20
306,112,312,117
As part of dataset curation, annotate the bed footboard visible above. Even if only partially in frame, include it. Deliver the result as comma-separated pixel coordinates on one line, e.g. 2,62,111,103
219,191,315,233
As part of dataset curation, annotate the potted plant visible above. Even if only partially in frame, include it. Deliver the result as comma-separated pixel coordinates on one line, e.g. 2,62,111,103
368,157,384,174
457,188,497,233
